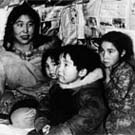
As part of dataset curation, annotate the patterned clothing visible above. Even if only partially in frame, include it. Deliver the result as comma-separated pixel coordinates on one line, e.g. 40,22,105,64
104,61,135,135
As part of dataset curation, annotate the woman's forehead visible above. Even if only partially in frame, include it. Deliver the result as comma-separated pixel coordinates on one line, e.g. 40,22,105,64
16,15,33,22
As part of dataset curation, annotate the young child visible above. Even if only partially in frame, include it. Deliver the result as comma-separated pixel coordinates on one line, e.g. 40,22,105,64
40,45,108,135
0,98,50,135
41,48,61,81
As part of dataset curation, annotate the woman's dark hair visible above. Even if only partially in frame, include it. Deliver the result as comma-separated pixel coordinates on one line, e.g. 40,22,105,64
3,2,41,50
99,31,134,62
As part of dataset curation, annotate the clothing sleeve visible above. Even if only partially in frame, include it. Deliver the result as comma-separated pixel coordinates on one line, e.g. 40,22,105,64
48,92,106,135
109,66,133,103
105,65,135,134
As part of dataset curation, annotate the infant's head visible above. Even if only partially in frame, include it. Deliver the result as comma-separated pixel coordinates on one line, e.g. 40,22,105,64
9,98,40,129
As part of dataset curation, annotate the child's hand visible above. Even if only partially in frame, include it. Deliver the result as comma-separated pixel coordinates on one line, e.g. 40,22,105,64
34,117,50,132
42,125,50,135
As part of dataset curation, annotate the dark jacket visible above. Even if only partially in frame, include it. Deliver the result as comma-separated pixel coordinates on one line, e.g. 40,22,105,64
41,80,108,135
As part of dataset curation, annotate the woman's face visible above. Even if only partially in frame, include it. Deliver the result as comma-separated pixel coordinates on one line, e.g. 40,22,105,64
99,41,120,68
13,15,35,45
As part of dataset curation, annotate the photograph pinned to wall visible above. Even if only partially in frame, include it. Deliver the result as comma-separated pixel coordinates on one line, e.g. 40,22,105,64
85,16,101,51
99,0,130,32
87,16,97,27
38,6,63,35
85,16,101,38
112,18,125,28
99,17,113,33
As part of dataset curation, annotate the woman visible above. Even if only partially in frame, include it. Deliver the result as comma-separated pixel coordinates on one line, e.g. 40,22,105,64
0,1,62,92
99,31,135,135
0,2,45,91
0,2,62,115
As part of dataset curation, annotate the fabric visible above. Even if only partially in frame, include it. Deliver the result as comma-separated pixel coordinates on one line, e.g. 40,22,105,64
0,50,48,114
104,61,135,135
59,5,78,45
0,124,33,135
0,51,45,91
40,80,107,135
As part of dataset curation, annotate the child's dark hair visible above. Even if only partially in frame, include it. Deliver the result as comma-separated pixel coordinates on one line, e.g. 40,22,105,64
41,48,61,77
61,45,102,73
99,31,134,62
9,98,40,124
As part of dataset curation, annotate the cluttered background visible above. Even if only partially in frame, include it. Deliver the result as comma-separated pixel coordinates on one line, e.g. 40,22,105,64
0,0,135,48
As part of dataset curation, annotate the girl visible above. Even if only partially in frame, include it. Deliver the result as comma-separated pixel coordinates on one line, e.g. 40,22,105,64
99,31,135,135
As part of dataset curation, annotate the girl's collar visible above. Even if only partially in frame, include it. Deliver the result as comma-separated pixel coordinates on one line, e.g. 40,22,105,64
111,60,124,73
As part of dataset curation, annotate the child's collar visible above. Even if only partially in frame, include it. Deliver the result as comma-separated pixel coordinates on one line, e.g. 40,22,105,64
59,68,103,89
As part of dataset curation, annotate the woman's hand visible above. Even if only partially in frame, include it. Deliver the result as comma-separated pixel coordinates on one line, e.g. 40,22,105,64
105,68,111,83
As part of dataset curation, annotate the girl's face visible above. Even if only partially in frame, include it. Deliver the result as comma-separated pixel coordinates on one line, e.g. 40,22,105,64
45,56,58,79
13,15,35,45
57,53,80,84
99,41,120,68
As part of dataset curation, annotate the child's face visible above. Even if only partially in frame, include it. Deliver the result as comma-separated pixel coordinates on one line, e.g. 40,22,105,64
99,41,120,68
45,56,58,79
57,53,80,84
11,107,36,129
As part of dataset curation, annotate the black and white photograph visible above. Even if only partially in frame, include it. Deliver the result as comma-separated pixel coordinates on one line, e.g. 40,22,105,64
0,0,135,135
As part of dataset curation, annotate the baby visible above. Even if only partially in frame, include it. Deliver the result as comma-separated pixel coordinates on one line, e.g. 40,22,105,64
0,98,50,135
